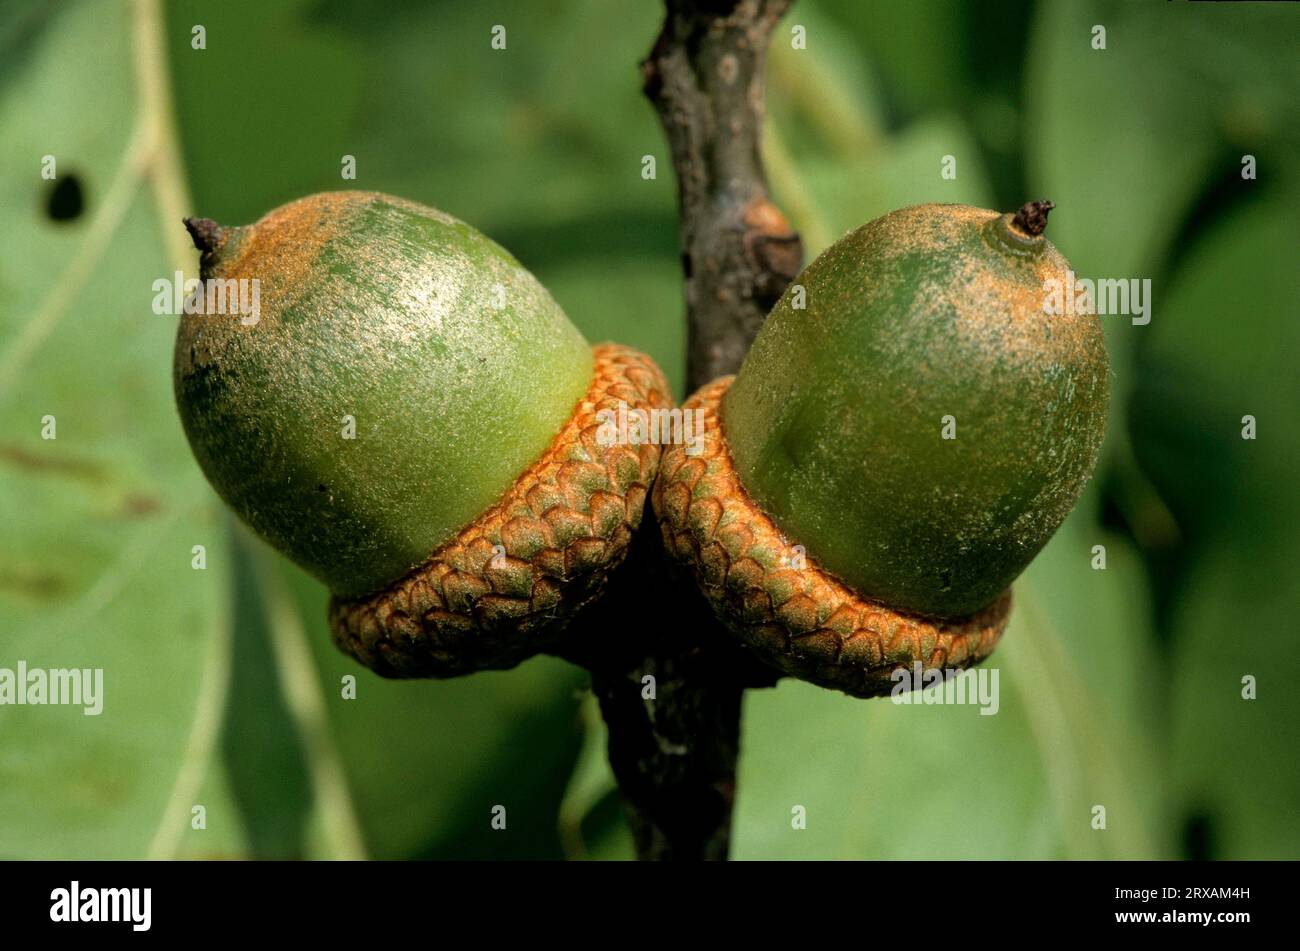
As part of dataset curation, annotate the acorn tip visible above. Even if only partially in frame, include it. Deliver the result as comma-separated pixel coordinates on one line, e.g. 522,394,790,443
183,217,225,254
1011,200,1054,237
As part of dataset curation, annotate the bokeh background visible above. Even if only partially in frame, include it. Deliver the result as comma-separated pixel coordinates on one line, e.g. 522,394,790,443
1,0,1297,859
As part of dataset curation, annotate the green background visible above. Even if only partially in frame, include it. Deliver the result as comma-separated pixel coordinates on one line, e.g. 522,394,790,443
0,0,1296,859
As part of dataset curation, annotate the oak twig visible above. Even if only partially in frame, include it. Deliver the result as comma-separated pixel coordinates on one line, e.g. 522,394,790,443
645,0,803,388
569,0,802,861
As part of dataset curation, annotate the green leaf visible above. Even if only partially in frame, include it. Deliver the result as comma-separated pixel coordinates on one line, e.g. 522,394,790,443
766,116,997,257
1167,534,1300,859
1025,0,1298,363
552,710,636,861
1130,194,1300,539
1134,192,1300,858
0,0,229,858
732,510,1163,860
538,254,684,396
173,758,253,860
767,2,887,166
808,0,970,123
175,522,318,860
282,560,587,859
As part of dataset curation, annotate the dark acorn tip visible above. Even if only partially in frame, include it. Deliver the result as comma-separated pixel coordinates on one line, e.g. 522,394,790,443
1011,200,1054,237
183,217,225,254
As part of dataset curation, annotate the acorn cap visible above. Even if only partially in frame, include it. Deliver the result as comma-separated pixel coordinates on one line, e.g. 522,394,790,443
654,376,1009,698
332,343,668,677
174,192,671,677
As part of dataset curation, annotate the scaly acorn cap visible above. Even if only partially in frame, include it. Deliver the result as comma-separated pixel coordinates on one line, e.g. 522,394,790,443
174,191,669,677
654,202,1107,696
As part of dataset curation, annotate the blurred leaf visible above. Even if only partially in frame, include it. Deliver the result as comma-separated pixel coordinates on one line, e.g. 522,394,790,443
1167,533,1300,859
1002,510,1166,858
540,254,684,396
812,0,971,122
167,0,363,225
243,540,368,859
809,0,1035,206
735,672,1054,860
0,0,229,858
733,507,1163,860
768,115,997,257
573,789,636,861
212,524,317,857
173,759,251,860
1132,190,1300,858
1130,193,1300,541
291,0,672,242
767,4,1013,249
556,691,622,860
767,1,886,164
284,561,587,859
1025,0,1299,366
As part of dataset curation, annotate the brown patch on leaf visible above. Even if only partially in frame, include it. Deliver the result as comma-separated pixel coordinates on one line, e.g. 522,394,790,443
0,445,105,482
0,566,70,599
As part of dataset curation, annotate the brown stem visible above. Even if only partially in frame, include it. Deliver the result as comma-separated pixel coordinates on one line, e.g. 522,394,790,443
568,527,778,861
572,0,800,861
645,0,802,387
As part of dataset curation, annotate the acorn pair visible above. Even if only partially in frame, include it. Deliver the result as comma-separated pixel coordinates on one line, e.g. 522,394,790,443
174,192,1107,697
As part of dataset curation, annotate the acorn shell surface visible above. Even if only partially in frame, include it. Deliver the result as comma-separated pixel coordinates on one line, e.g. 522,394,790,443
174,191,593,598
722,203,1108,618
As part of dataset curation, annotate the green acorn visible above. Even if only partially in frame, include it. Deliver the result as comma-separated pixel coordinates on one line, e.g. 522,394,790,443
654,202,1108,696
174,191,669,678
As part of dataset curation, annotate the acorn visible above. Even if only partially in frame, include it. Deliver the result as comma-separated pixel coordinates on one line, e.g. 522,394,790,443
653,202,1108,697
174,191,669,678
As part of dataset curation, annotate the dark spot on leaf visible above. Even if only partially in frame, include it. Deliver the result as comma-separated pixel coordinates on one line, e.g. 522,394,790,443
1182,809,1217,861
122,494,163,517
0,568,69,600
46,173,85,222
317,483,328,492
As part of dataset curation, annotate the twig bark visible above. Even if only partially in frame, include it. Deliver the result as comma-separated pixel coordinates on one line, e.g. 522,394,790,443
645,0,803,387
570,0,801,861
